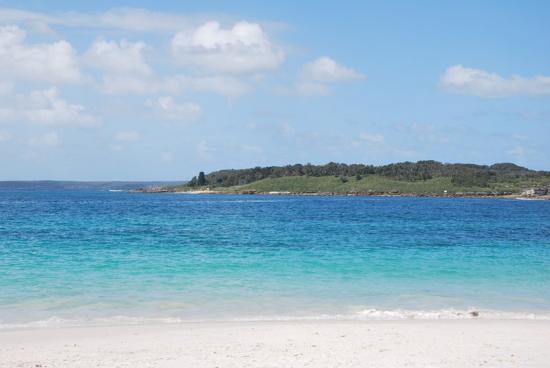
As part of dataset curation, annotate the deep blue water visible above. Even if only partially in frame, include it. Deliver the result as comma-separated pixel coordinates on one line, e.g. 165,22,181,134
1,188,550,326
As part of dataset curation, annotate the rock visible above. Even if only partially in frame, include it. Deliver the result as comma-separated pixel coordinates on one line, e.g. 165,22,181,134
521,187,548,196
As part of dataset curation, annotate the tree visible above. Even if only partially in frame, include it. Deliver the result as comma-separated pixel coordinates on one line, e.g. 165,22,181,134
197,171,207,186
184,161,549,189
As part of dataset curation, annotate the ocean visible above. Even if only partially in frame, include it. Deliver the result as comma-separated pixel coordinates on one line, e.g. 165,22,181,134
1,186,549,328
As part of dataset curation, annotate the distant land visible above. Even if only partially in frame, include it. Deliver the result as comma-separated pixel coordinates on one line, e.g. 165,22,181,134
143,161,550,198
0,181,182,191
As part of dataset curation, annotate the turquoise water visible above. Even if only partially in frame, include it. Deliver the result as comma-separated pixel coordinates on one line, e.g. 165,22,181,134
1,188,550,327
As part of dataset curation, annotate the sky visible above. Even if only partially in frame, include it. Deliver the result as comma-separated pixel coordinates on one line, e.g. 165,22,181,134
0,1,549,180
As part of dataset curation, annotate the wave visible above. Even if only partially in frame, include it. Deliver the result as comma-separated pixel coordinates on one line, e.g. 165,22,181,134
353,308,549,320
230,308,550,321
2,308,550,329
0,316,189,330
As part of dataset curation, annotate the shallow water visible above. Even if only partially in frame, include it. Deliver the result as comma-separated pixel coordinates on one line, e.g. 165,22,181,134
1,187,549,327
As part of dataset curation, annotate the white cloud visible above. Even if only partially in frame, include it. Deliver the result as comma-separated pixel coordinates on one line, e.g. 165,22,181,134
28,131,60,147
0,88,97,126
440,65,550,97
0,7,203,33
69,8,197,33
0,130,11,142
115,130,140,142
84,39,151,75
84,38,159,95
0,25,80,84
300,57,365,82
84,39,158,95
22,88,97,126
171,21,284,74
295,57,365,96
26,19,55,35
146,96,202,121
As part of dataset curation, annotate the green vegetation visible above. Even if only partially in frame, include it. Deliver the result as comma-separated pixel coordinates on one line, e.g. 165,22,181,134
221,175,499,194
168,161,550,195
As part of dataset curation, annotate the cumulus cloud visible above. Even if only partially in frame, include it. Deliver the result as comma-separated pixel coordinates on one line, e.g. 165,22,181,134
171,21,284,74
440,65,550,97
84,38,158,95
296,57,365,96
0,25,80,84
300,57,365,82
115,130,140,142
146,96,202,121
22,88,97,125
0,88,97,126
28,131,60,147
84,39,151,75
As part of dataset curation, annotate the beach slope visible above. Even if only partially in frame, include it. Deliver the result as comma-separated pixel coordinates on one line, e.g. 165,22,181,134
1,320,549,368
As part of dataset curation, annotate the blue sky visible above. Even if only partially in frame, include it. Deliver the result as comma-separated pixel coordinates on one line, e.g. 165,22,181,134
0,1,549,180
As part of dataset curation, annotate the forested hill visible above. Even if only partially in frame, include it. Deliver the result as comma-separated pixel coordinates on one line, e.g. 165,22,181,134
185,161,550,190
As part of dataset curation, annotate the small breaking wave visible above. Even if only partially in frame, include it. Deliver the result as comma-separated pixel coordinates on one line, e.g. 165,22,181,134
353,308,549,320
229,308,550,322
2,308,549,329
0,316,188,330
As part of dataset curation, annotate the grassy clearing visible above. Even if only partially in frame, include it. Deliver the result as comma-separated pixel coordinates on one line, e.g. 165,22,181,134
218,175,492,194
167,174,550,195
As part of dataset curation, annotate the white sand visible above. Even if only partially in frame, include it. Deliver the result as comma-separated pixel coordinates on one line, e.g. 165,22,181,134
1,320,549,367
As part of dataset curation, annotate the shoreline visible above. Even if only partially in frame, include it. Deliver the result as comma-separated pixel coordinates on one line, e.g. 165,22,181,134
135,188,550,200
2,319,549,367
3,307,550,331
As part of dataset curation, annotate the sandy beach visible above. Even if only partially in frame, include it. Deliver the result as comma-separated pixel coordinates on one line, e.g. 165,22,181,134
1,320,549,368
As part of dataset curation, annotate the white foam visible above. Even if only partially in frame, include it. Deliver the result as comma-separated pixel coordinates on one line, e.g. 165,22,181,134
0,316,188,330
2,308,549,330
353,308,548,320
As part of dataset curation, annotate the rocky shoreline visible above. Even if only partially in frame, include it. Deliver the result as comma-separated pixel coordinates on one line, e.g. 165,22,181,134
134,187,550,200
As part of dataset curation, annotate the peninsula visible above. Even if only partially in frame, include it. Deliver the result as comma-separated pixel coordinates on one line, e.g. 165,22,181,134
142,161,550,198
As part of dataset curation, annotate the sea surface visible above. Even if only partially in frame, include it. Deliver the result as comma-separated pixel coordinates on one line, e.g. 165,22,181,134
1,185,550,328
